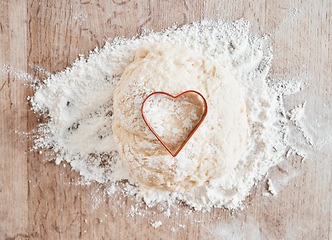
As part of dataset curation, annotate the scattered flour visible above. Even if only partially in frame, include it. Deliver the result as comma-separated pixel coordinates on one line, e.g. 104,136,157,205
27,19,311,211
151,220,163,229
287,102,315,145
210,218,261,240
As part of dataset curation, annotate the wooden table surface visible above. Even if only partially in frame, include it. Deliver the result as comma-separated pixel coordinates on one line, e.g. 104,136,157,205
0,0,331,239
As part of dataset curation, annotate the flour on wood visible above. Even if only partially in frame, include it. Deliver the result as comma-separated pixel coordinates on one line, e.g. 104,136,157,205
27,20,312,210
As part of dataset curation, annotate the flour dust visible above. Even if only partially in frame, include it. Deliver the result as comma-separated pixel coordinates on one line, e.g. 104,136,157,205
5,19,321,214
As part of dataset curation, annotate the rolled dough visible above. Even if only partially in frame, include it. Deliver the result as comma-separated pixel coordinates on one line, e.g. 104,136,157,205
112,44,249,192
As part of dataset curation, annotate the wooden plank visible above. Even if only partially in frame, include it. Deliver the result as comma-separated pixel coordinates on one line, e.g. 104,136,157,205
25,1,205,239
203,0,331,239
0,0,330,239
0,1,29,239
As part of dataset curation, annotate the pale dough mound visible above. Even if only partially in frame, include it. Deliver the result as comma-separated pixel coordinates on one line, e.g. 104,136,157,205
113,44,249,192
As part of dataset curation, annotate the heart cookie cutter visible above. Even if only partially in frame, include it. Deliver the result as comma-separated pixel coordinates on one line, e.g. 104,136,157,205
141,90,208,157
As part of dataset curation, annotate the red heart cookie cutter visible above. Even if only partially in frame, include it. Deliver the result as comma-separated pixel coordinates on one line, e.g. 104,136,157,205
141,90,208,157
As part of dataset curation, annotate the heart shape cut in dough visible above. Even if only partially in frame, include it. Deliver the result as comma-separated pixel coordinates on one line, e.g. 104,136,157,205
141,90,208,157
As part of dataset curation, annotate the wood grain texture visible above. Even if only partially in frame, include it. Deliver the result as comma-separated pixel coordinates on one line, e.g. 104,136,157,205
0,0,331,239
0,1,29,239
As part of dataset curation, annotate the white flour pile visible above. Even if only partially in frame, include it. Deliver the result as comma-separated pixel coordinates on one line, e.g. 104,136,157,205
30,20,303,210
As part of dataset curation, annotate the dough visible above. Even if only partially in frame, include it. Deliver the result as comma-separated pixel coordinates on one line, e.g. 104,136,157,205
113,44,249,192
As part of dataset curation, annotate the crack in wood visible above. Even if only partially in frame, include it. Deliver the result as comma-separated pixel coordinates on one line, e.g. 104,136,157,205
5,233,29,240
111,0,131,6
138,16,152,31
0,79,8,92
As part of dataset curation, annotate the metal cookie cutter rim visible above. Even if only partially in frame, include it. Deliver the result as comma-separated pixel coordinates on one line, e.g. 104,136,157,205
141,90,208,157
